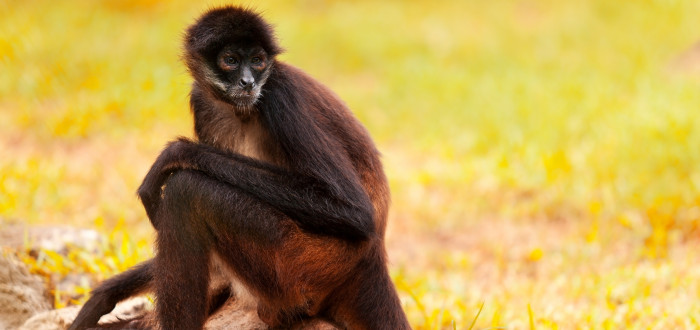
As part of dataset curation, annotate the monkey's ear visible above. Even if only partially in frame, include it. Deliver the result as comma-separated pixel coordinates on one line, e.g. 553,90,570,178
186,32,219,56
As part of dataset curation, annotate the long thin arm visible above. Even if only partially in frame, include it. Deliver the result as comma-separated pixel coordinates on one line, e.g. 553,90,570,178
138,139,375,241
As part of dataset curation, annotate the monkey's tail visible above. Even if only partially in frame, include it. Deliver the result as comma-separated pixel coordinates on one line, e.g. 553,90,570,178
69,261,154,330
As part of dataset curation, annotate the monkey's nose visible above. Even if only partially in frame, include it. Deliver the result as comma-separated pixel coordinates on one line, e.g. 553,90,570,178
239,78,254,90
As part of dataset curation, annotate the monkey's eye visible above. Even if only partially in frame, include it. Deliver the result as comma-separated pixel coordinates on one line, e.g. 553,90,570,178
251,56,262,65
218,55,239,71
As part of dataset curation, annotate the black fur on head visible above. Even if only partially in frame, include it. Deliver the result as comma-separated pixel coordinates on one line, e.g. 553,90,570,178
185,6,283,61
184,6,283,112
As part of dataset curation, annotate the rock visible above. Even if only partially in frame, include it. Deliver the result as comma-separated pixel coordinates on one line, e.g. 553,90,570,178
19,298,151,330
62,297,338,329
0,223,102,253
0,254,52,330
205,299,268,330
18,306,79,330
96,297,152,326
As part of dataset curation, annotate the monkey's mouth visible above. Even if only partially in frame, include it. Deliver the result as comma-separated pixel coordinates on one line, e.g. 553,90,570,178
227,88,260,107
240,90,257,97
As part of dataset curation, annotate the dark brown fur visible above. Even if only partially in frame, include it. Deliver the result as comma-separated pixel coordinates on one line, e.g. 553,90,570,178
70,6,408,330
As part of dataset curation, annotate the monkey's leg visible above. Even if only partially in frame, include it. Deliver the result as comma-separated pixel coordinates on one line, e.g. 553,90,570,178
155,170,353,329
152,171,218,330
69,261,153,330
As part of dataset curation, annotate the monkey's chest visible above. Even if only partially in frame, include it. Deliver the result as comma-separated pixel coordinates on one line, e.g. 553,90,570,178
204,114,283,166
231,131,272,162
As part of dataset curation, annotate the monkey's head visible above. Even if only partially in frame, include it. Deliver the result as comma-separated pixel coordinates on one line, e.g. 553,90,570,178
185,6,283,111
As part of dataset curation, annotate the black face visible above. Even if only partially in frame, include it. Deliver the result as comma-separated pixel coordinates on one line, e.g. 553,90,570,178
208,45,272,108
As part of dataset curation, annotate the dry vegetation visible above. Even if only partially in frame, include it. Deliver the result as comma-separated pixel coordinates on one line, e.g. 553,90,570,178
2,0,700,328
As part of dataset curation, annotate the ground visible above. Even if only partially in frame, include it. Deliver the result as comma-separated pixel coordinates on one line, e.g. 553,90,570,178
2,0,700,329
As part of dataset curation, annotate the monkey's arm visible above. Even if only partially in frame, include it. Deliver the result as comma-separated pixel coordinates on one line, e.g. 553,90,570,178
138,139,375,241
69,261,153,330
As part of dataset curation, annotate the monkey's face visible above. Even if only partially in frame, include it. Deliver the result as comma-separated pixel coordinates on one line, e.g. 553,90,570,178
184,6,281,111
204,45,272,109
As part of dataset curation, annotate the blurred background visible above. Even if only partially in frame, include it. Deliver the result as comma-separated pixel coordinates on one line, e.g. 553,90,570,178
2,0,700,328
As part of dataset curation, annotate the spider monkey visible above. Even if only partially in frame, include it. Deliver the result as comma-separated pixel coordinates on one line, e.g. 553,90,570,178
69,6,409,330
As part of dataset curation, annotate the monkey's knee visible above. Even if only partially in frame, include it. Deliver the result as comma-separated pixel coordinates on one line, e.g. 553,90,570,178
159,170,218,220
162,170,227,205
161,170,199,197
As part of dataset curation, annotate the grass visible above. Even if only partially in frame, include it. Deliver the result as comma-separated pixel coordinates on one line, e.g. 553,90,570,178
2,0,700,328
